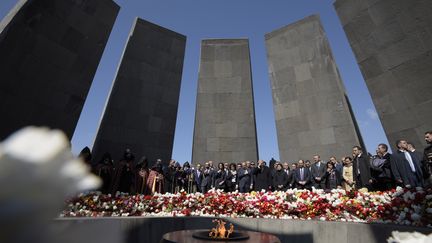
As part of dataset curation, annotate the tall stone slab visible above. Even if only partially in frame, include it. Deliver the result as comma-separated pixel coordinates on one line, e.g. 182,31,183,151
92,18,186,164
334,0,432,150
0,0,119,139
192,39,259,164
265,15,364,162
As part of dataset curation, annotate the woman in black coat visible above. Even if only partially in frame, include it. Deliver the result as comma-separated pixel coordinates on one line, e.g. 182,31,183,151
272,163,289,191
324,162,342,190
225,163,238,192
213,163,227,191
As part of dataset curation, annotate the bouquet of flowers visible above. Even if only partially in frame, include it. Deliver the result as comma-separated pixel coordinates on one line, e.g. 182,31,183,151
61,187,432,227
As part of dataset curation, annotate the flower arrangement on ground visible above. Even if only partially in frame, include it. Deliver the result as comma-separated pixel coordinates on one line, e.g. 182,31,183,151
61,187,432,227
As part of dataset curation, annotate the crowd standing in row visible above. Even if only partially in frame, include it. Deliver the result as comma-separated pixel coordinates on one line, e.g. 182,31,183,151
78,131,432,195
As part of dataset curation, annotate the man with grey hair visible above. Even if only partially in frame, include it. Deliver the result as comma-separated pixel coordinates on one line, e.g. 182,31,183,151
311,155,326,189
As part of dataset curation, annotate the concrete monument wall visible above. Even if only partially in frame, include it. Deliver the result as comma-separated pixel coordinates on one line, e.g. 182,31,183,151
192,39,259,164
334,0,432,150
0,0,119,139
92,18,186,164
265,15,364,162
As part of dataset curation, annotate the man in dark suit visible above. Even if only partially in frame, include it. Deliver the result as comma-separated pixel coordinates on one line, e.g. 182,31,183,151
311,155,326,189
407,142,424,162
252,160,272,192
370,143,394,191
305,160,312,173
293,160,311,189
391,140,423,188
193,163,203,192
287,162,297,188
352,146,373,190
330,156,343,174
238,162,252,193
200,162,213,193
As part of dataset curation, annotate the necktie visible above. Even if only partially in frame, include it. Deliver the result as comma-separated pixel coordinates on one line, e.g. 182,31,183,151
357,157,360,175
404,152,416,172
300,168,304,180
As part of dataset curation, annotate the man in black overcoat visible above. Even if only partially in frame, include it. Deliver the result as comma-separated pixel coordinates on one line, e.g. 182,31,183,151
352,146,373,190
252,160,272,192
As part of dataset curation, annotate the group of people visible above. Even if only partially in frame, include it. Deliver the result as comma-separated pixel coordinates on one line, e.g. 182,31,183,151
78,131,432,195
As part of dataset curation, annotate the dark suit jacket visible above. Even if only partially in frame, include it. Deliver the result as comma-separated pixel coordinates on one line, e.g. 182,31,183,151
293,167,311,188
323,169,342,189
352,153,372,187
391,150,423,187
213,170,227,190
252,166,272,191
163,166,176,193
285,170,294,187
272,170,289,190
201,168,213,187
311,161,327,187
193,169,203,187
225,170,237,190
238,168,252,188
311,162,326,178
422,145,432,178
371,153,393,180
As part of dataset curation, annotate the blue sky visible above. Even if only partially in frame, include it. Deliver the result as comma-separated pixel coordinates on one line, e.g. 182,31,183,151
0,0,389,162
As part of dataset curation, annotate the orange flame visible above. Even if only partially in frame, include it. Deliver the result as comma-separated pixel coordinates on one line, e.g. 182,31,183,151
209,219,234,239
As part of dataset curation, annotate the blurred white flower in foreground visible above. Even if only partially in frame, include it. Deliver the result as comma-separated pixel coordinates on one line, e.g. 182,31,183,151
0,126,100,197
388,231,432,243
0,127,101,243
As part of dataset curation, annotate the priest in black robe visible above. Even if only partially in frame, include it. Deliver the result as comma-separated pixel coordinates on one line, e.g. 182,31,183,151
94,152,114,194
111,148,135,194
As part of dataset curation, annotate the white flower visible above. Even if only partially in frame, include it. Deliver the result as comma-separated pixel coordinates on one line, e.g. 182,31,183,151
410,213,421,221
388,231,432,243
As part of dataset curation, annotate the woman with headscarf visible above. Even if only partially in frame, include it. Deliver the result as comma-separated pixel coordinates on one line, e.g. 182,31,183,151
134,156,149,194
146,161,164,195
